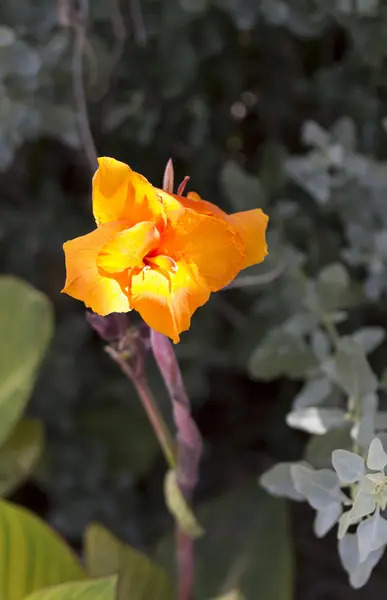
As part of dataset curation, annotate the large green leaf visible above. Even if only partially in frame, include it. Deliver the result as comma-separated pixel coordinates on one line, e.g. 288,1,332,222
0,418,43,497
24,577,116,600
85,523,120,577
85,522,174,600
158,482,293,600
0,276,53,447
0,499,85,600
117,545,175,600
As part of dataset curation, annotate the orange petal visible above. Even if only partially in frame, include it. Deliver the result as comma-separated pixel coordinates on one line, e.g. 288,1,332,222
92,157,165,227
226,209,269,269
130,259,210,343
96,222,160,274
159,209,245,292
62,223,130,315
183,191,228,219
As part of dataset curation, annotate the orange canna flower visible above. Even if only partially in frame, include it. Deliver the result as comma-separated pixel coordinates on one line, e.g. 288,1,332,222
62,157,268,343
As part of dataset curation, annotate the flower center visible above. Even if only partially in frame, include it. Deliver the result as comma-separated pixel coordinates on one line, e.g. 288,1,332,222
144,254,177,273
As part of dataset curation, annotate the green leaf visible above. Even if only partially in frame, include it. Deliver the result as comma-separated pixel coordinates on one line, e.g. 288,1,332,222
0,276,53,447
85,523,120,577
323,338,378,400
0,418,43,497
164,470,204,538
158,482,293,600
85,523,174,600
24,577,116,600
117,544,174,600
220,161,265,211
0,499,85,600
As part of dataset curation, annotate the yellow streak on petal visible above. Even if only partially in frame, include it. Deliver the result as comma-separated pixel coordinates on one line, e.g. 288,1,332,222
96,222,160,274
130,259,209,343
93,157,165,227
62,222,130,315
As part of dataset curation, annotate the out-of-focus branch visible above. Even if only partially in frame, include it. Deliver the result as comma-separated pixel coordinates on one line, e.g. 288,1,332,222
72,0,98,171
91,0,127,101
224,262,284,290
58,0,98,172
129,0,147,47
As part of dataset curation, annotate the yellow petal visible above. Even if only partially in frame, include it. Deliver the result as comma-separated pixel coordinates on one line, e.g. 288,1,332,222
130,259,210,343
226,209,269,269
96,222,160,274
92,157,165,227
62,223,130,315
159,209,245,292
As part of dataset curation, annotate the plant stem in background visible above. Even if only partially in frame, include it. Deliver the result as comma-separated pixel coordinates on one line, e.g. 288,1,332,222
86,312,177,470
105,347,177,471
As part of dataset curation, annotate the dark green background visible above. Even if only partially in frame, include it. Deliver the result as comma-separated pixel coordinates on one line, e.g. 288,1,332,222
2,0,387,597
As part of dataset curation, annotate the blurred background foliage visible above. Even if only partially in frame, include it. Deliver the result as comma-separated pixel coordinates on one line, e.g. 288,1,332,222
2,0,387,597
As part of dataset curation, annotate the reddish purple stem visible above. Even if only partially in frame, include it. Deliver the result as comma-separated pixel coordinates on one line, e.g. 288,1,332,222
150,329,203,600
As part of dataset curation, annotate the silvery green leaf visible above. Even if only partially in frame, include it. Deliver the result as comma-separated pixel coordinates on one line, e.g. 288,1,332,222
330,117,356,153
331,449,365,484
249,329,317,381
315,264,350,312
311,330,330,362
286,407,346,435
290,465,345,510
220,161,264,212
314,503,342,538
351,393,376,450
375,412,387,431
284,155,330,204
367,438,387,471
357,510,387,562
302,121,330,150
351,327,386,354
331,311,348,324
338,533,359,573
0,26,16,48
306,426,352,469
292,378,331,410
349,547,384,589
259,463,304,501
323,338,378,399
339,533,384,589
338,511,352,539
349,489,375,522
283,313,318,336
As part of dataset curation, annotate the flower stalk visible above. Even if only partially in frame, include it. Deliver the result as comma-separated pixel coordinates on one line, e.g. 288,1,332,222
150,161,204,600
